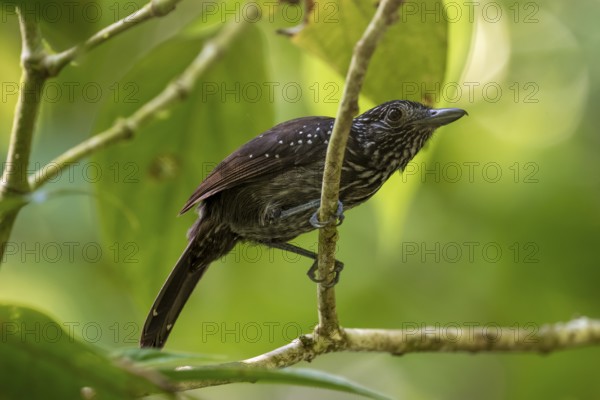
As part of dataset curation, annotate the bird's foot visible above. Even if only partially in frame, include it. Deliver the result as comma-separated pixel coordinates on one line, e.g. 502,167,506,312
307,259,344,287
309,200,345,228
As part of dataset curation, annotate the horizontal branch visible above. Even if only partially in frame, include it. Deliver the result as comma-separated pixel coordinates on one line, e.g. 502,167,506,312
29,4,260,191
172,317,600,390
344,318,600,353
253,316,600,363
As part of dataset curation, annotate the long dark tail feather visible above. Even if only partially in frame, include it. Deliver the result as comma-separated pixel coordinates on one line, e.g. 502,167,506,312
140,216,237,348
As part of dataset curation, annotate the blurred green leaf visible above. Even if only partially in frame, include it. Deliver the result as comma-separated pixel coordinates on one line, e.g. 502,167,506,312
93,24,275,302
0,303,168,399
293,0,448,104
2,0,107,49
160,364,393,400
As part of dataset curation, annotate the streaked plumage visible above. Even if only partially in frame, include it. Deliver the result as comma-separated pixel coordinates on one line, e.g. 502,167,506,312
141,100,467,348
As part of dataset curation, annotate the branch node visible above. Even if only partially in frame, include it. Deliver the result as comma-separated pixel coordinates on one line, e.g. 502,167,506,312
313,326,347,352
43,54,68,77
298,334,314,348
117,118,138,140
172,79,191,101
21,52,49,79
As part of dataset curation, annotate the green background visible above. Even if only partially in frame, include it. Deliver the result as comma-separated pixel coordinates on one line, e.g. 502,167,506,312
0,0,599,398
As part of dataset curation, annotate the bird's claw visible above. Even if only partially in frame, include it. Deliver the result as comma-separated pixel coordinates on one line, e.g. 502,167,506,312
309,200,345,228
307,260,344,287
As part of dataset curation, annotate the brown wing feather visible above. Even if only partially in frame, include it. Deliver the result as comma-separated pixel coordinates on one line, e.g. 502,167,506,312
180,116,335,214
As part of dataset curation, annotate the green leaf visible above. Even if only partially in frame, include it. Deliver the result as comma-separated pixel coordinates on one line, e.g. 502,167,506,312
0,303,169,399
293,0,448,105
160,364,394,400
115,348,392,398
113,347,223,367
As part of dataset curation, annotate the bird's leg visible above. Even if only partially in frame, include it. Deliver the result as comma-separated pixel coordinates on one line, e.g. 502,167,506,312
262,241,344,287
278,199,345,227
279,199,321,219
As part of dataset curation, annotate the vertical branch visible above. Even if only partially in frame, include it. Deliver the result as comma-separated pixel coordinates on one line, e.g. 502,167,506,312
0,7,48,258
315,0,405,337
1,8,47,194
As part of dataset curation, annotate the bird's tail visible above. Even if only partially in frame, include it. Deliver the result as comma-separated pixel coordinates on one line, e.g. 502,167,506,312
140,215,237,348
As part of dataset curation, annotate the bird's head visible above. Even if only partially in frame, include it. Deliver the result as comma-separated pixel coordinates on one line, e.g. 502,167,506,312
353,100,467,169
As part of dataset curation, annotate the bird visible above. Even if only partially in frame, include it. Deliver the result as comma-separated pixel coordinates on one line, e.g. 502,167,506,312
140,100,467,348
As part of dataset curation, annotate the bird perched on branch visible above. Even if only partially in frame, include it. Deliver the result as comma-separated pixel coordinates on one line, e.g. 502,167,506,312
140,100,467,348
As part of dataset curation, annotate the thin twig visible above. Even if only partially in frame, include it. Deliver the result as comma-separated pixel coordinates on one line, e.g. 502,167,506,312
315,0,406,337
0,0,185,261
171,317,600,390
44,0,183,76
29,5,261,191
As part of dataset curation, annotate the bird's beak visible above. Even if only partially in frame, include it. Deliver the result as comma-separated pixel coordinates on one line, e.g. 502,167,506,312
417,108,468,127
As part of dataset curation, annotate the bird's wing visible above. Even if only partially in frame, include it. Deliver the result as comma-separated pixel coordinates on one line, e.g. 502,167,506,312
180,116,335,214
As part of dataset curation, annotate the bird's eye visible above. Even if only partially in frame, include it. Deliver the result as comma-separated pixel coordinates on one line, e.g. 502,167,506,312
387,107,403,123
